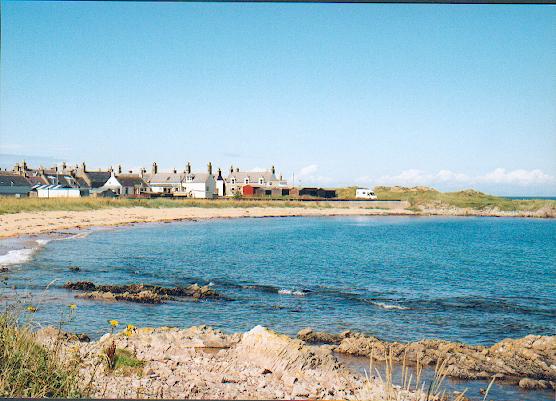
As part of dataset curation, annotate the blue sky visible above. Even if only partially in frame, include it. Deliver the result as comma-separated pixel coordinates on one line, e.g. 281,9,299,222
1,2,555,195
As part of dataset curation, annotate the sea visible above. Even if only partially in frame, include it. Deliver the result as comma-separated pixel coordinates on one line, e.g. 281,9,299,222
1,216,555,400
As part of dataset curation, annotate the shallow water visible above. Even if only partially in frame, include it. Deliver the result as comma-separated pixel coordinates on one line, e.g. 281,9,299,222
1,216,555,399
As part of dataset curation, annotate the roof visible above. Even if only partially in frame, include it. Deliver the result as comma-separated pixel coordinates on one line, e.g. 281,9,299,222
186,173,212,183
146,173,186,185
116,174,147,187
83,171,111,188
146,172,212,185
44,174,79,188
25,176,49,186
0,173,31,187
226,171,276,183
33,184,79,191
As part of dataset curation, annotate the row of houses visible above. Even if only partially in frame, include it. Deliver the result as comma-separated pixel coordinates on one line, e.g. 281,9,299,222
0,160,343,199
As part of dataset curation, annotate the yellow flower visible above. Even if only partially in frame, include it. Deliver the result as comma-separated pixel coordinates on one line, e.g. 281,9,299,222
26,305,37,313
108,319,119,327
124,324,136,337
69,304,77,309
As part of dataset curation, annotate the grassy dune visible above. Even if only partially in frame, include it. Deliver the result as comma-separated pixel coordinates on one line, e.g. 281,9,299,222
374,186,556,212
336,186,555,213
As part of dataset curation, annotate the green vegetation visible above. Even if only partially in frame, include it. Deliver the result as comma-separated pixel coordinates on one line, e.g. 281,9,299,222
335,186,357,199
1,188,554,215
373,186,556,212
0,197,331,215
0,314,82,397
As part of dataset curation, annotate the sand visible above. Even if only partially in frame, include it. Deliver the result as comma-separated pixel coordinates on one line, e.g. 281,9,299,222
0,206,413,238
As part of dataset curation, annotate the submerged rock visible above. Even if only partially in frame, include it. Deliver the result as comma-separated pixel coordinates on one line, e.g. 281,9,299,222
63,281,219,304
68,266,81,272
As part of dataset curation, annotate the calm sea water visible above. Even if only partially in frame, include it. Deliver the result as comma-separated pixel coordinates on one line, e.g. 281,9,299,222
3,216,555,345
2,216,555,400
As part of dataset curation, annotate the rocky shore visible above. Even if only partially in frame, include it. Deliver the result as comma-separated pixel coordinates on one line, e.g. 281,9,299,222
35,325,418,400
63,281,219,303
297,328,556,390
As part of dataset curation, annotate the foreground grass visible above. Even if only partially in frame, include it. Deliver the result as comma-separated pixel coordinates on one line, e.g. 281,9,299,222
0,197,332,215
0,314,82,397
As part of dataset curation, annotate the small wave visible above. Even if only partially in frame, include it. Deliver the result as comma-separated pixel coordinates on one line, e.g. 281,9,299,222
0,238,50,268
0,248,36,267
278,289,307,296
371,302,409,310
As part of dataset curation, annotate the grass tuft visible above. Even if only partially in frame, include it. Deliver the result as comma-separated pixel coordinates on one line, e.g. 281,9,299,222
0,313,83,397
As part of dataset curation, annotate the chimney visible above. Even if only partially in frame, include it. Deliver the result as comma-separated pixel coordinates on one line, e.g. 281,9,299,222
236,167,239,173
22,160,27,171
217,168,223,180
271,165,276,175
140,168,146,178
152,162,158,174
186,162,191,174
81,162,86,173
207,162,212,175
62,161,67,171
230,165,234,174
173,168,177,174
118,165,122,174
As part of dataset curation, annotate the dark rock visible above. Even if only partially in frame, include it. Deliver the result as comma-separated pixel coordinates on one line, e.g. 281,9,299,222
63,281,219,304
64,281,96,291
68,266,80,272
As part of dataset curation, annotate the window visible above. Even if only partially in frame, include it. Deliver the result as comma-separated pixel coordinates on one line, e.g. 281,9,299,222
244,178,249,184
231,178,236,184
259,178,264,184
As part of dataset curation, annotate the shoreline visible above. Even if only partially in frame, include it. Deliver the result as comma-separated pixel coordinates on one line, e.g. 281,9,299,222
0,206,414,239
1,204,554,239
33,323,556,400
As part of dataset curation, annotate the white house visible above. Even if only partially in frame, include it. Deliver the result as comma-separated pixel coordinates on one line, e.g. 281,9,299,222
144,162,216,198
103,172,148,196
355,188,377,200
224,165,287,196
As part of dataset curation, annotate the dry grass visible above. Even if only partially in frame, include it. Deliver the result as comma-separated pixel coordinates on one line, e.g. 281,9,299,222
0,197,335,215
360,346,495,401
0,312,83,397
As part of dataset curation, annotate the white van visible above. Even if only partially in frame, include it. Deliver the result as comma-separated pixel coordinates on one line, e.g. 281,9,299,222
355,188,377,200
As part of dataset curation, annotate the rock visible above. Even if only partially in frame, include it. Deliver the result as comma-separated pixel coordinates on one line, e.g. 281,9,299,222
297,327,343,344
519,378,548,389
68,266,80,272
334,331,556,383
0,267,9,273
64,281,220,304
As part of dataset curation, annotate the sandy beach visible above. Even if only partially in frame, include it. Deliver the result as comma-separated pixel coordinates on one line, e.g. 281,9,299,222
3,201,556,239
0,206,416,239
